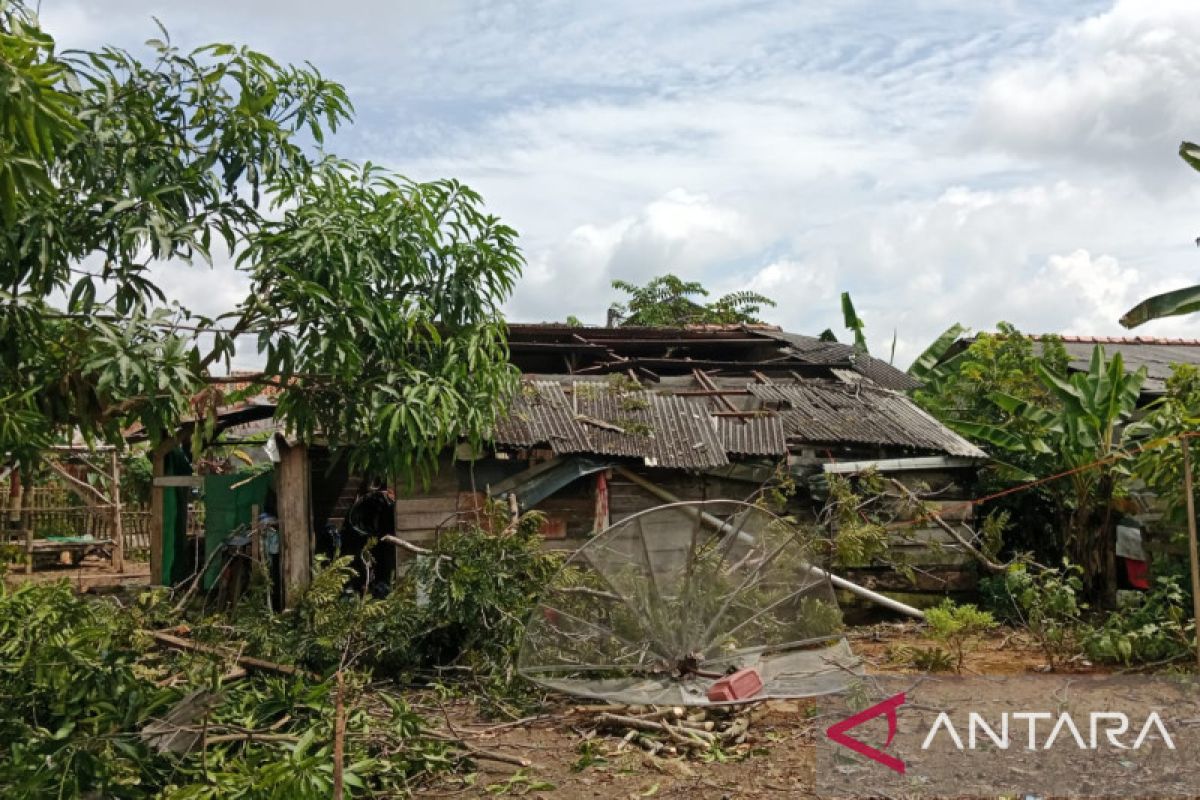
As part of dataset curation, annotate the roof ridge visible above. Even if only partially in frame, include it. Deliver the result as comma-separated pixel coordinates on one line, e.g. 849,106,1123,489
1032,334,1200,346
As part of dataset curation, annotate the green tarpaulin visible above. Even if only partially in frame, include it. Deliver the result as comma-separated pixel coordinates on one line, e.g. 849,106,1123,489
202,471,272,590
161,448,193,586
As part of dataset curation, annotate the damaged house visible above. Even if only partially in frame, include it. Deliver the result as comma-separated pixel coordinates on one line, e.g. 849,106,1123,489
393,325,987,604
146,324,987,612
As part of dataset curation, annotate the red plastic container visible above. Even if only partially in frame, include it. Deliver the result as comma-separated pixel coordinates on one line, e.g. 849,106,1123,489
706,667,763,702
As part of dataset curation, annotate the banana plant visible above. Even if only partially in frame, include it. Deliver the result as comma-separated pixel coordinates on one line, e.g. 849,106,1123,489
840,292,869,352
948,346,1146,604
833,291,964,371
906,323,967,383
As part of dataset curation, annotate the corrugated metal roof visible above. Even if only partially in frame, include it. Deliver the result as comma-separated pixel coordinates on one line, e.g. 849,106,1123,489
1052,340,1199,396
491,381,732,468
752,330,921,391
715,414,787,456
491,377,982,464
746,381,986,458
951,335,1200,398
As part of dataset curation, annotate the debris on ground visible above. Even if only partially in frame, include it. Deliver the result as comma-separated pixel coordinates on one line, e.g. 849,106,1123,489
573,703,756,760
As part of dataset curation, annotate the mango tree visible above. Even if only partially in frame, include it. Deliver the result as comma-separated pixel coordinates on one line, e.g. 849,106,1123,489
0,2,520,480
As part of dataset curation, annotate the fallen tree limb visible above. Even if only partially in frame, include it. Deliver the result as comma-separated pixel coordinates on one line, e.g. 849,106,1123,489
381,535,442,558
148,631,315,680
425,730,533,768
205,732,300,746
887,478,1006,574
596,712,715,745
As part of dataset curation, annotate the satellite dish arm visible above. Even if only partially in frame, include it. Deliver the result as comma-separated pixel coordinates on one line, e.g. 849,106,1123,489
612,467,925,620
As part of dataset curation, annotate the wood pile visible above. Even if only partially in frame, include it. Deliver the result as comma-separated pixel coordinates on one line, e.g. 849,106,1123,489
571,703,753,759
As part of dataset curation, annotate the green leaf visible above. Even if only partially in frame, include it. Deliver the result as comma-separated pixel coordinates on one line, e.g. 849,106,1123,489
1120,283,1200,328
840,291,868,353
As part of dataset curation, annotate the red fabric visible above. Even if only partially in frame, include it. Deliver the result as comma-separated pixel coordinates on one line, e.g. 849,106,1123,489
1123,557,1150,590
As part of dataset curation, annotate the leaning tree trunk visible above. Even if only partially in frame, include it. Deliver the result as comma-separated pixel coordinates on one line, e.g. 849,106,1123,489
1067,474,1119,608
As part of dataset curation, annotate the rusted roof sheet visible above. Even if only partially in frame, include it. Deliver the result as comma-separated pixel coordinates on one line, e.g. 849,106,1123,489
715,414,788,457
491,381,730,468
746,381,985,458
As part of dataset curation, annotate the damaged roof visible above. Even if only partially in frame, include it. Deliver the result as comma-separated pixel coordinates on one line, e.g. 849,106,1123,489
751,330,921,391
491,380,732,469
490,374,985,468
746,380,984,458
505,323,918,389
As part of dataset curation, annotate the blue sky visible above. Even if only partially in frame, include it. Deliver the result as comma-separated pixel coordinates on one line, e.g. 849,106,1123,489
40,0,1200,367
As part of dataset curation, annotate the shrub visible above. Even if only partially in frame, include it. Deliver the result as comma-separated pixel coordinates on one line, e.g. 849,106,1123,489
888,644,955,672
1084,575,1195,666
401,511,561,679
924,601,997,673
980,562,1084,669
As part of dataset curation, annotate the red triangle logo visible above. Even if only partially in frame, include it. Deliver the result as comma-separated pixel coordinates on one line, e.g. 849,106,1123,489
826,691,906,774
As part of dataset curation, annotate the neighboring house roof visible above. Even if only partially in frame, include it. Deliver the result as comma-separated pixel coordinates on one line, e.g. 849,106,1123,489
1046,336,1200,397
943,334,1200,398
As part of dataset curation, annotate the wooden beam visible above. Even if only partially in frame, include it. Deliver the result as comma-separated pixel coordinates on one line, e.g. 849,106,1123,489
711,411,774,418
43,458,108,505
148,438,176,586
153,476,205,488
277,438,313,609
110,450,124,574
672,389,753,396
693,369,740,414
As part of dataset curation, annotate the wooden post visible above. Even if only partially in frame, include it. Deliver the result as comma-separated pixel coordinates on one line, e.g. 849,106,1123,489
22,488,32,575
277,438,312,609
148,439,175,586
110,449,124,574
1182,437,1200,668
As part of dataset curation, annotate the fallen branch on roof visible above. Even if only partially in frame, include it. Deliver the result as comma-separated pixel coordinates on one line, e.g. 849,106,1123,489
575,414,627,434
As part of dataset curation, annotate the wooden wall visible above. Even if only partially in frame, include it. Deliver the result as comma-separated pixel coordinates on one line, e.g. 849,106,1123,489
387,452,981,599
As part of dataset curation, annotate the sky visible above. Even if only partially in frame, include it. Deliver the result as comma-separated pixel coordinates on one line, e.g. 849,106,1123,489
37,0,1200,368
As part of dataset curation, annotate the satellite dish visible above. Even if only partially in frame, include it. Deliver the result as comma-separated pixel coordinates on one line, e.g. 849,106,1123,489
518,500,860,706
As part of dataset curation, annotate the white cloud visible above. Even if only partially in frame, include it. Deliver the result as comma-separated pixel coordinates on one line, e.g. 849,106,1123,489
509,189,764,323
969,0,1200,183
34,0,1200,375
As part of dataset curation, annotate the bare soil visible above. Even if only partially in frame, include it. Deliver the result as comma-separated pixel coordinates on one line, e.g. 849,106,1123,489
413,622,1087,799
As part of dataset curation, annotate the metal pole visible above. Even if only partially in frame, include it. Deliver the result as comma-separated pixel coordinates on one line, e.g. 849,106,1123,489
613,466,926,620
1182,437,1200,668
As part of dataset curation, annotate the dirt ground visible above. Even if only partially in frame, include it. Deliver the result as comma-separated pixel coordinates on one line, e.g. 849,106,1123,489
413,623,1069,799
